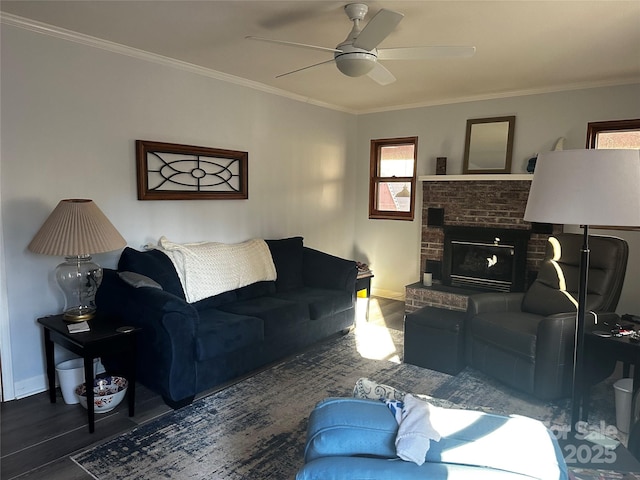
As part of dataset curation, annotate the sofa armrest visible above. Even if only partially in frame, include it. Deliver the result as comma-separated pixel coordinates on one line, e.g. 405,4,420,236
302,247,357,293
96,269,199,404
467,292,525,317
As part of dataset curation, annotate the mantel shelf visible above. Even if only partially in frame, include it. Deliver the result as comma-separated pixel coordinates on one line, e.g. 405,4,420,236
419,174,532,182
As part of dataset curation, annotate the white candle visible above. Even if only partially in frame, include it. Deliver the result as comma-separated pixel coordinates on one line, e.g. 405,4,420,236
423,273,433,287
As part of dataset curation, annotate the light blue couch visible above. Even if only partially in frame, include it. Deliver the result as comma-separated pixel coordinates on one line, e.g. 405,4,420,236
296,398,569,480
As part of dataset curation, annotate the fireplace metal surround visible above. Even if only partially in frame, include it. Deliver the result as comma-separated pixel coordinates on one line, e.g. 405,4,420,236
442,226,530,292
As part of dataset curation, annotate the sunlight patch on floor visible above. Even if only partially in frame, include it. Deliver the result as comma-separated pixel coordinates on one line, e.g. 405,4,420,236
354,297,401,364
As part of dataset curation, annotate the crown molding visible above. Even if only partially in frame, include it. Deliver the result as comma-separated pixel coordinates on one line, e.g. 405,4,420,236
3,12,638,116
0,13,356,115
358,78,640,115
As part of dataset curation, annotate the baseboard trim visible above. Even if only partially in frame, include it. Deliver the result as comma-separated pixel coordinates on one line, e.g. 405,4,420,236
14,374,47,400
10,359,107,400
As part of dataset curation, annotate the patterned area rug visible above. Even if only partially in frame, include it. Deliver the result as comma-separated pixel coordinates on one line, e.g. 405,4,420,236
72,324,619,479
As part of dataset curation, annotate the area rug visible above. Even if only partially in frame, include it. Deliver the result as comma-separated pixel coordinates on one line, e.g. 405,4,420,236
72,324,620,479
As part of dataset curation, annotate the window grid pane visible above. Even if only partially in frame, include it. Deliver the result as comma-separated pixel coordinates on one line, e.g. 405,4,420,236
379,145,415,177
595,131,640,149
376,181,412,212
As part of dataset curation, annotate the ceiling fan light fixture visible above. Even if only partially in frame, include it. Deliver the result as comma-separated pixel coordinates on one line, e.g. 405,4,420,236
335,53,376,77
334,43,377,77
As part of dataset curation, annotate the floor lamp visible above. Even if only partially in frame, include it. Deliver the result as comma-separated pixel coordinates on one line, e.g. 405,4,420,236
524,149,640,433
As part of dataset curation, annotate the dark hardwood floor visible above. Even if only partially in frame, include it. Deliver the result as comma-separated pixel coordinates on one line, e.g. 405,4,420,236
0,296,405,480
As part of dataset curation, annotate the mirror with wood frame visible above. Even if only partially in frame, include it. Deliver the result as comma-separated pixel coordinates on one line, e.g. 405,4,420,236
463,116,516,174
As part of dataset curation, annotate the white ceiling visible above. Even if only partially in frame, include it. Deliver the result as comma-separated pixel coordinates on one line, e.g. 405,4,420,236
2,1,640,113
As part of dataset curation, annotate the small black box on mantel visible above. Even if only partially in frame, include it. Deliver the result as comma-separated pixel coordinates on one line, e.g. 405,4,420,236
427,208,444,227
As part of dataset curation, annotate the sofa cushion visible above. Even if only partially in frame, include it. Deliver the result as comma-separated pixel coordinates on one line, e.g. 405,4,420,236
192,281,276,311
236,280,277,300
196,309,263,361
266,237,304,291
192,290,238,312
219,296,309,337
273,287,353,320
118,247,185,299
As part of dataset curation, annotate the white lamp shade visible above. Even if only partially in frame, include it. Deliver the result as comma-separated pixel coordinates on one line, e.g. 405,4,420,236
524,149,640,227
28,199,126,256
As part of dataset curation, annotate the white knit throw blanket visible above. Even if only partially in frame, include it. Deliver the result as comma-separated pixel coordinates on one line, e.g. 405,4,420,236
155,236,277,303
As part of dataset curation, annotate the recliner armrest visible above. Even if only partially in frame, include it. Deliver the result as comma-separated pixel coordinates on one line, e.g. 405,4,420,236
467,292,525,316
544,310,619,330
534,310,618,399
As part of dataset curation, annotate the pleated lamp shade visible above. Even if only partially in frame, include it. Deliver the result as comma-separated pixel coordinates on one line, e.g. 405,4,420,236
28,199,126,321
28,199,126,256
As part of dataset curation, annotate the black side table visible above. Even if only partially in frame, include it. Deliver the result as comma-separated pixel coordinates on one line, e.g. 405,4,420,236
355,271,374,297
581,324,640,424
37,313,139,433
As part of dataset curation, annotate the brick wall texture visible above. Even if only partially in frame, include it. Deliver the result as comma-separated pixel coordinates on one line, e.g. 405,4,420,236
406,179,562,312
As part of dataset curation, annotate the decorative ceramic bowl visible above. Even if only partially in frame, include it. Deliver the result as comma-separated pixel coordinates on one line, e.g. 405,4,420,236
75,376,128,413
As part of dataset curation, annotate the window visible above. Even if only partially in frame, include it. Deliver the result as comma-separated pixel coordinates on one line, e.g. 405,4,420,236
586,118,640,231
586,119,640,149
369,137,418,220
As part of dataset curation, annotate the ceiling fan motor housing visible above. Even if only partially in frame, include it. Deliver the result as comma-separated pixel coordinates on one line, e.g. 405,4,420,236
334,43,377,77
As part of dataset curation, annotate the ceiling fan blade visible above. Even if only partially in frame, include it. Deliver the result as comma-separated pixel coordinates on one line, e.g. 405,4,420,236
353,9,404,51
246,36,341,54
378,46,476,60
367,62,396,86
275,59,336,79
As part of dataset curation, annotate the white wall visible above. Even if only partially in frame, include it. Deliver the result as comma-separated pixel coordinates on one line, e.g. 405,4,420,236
354,84,640,311
0,25,357,399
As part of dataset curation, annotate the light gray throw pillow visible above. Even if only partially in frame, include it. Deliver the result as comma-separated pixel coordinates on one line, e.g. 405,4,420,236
118,271,163,290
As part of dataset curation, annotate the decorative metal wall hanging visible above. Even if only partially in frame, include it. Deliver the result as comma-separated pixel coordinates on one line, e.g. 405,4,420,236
136,140,248,200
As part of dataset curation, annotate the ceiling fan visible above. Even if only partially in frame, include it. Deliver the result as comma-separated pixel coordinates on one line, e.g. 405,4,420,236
247,3,476,85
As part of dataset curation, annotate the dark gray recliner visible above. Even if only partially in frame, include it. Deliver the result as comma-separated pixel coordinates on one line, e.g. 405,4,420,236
466,233,629,400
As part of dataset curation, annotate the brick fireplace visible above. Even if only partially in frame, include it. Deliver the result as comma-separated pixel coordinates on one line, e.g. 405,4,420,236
405,176,562,313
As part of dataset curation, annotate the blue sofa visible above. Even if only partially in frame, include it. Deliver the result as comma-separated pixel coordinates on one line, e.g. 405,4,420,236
297,398,569,480
96,237,357,408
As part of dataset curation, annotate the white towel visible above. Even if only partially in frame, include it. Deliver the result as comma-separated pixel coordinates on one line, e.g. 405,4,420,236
394,394,442,466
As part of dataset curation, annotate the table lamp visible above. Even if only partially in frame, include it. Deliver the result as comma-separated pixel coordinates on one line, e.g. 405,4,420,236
28,199,127,322
524,148,640,433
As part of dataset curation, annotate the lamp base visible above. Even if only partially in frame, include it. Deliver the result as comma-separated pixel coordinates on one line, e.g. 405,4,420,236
55,255,103,322
63,306,97,322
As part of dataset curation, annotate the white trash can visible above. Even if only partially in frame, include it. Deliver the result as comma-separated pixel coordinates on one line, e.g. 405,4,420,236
55,358,97,405
613,378,634,433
